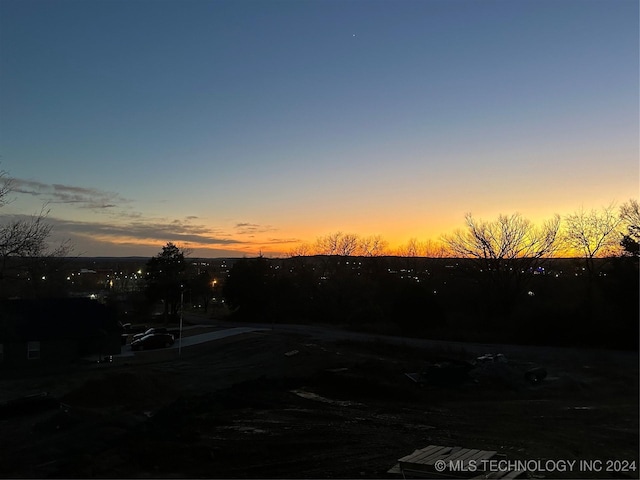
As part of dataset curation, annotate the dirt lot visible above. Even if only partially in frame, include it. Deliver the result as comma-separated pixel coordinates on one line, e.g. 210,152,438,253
0,326,637,479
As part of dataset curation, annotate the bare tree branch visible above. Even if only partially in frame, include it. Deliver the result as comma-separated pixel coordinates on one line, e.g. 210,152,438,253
620,199,640,240
0,170,74,289
563,204,622,275
441,212,561,314
0,169,14,208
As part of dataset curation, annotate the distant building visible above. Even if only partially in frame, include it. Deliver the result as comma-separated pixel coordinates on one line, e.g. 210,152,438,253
0,298,122,369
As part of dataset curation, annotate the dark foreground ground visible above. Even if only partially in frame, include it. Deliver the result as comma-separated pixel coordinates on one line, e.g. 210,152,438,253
0,327,638,479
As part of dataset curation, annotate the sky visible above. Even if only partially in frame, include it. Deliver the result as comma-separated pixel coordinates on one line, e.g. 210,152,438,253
1,0,638,258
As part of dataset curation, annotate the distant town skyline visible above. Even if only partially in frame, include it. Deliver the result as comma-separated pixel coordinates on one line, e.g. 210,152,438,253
1,0,637,258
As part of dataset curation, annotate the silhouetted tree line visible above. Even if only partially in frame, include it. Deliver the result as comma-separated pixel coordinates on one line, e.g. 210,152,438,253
1,161,637,351
222,252,637,349
221,202,638,350
138,205,638,349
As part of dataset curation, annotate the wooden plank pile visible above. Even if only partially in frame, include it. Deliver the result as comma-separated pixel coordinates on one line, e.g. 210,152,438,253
388,444,526,479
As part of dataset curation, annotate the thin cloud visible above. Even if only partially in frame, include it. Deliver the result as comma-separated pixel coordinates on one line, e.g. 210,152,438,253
236,222,259,229
2,180,288,255
235,222,276,235
46,216,247,246
10,179,48,196
265,238,301,245
10,178,130,210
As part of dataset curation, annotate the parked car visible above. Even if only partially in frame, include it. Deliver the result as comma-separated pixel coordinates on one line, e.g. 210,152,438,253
130,333,174,351
122,323,148,334
132,327,168,341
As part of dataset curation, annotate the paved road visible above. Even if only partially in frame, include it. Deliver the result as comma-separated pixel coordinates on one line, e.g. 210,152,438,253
172,326,269,349
117,326,268,358
113,313,635,367
182,314,637,367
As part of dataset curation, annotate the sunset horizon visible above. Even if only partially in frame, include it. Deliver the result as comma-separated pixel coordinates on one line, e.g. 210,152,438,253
1,0,637,259
0,181,633,259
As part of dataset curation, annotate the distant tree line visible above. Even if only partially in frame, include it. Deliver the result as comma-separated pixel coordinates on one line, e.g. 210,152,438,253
289,201,639,261
223,205,638,349
0,160,637,350
290,232,447,258
222,254,637,349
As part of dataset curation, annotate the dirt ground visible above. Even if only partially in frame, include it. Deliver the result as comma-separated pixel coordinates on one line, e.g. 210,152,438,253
0,327,638,479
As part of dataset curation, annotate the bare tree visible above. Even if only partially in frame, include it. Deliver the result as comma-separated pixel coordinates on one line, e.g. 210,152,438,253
314,232,360,256
0,169,73,296
314,233,338,255
423,239,448,258
445,212,560,260
396,238,425,257
563,204,622,276
359,235,388,257
337,233,359,256
396,238,447,258
288,242,313,257
619,199,640,256
294,234,389,257
620,199,640,234
0,169,13,207
442,212,560,314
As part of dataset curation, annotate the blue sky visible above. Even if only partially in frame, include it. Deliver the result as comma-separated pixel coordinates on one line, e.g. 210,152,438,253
1,0,638,257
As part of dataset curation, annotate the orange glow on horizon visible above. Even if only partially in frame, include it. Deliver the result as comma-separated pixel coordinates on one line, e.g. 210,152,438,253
65,198,636,259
